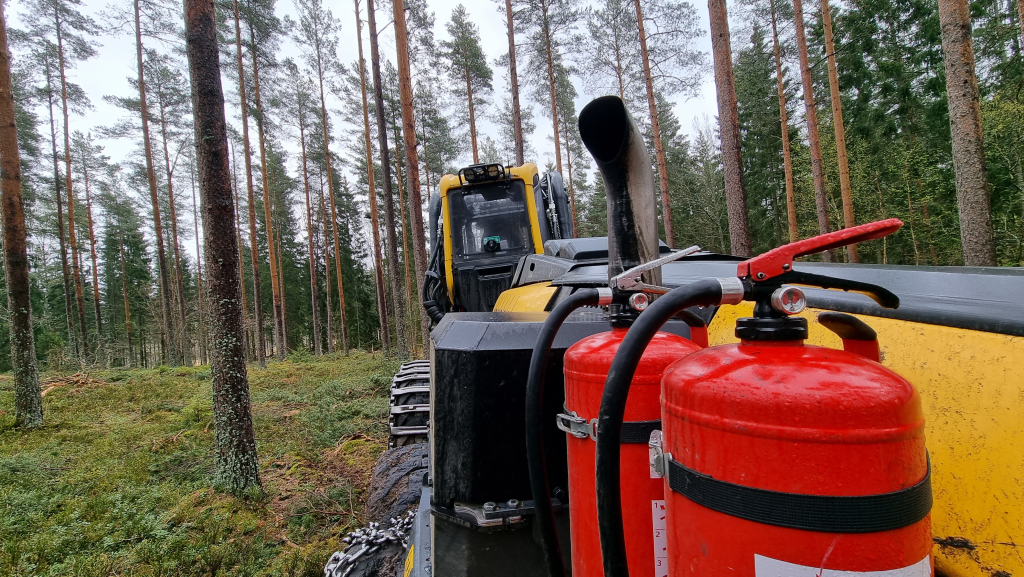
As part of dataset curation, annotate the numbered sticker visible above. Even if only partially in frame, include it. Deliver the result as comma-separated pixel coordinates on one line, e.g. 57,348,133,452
652,500,668,577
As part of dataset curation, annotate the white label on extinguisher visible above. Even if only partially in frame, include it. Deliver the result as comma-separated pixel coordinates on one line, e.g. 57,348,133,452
754,554,931,577
652,500,668,577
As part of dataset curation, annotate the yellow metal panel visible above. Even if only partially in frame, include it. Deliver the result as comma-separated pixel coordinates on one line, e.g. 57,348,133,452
439,174,460,302
708,303,1024,577
507,163,545,255
493,282,558,312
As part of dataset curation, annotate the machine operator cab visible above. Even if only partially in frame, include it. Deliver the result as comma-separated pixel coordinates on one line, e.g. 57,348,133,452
423,163,573,320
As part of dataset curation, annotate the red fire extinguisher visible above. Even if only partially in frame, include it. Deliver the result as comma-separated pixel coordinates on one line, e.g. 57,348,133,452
525,247,712,577
594,219,933,577
562,322,701,577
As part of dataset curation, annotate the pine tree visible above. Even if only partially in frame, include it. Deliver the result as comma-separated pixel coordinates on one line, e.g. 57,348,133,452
132,0,176,363
392,0,430,353
283,59,321,355
230,0,266,365
502,0,525,165
820,0,857,260
72,132,104,352
938,0,996,265
367,0,408,359
792,0,832,260
441,5,493,164
294,0,348,354
350,0,390,354
243,0,287,359
768,0,798,242
183,0,261,493
520,0,580,173
147,50,193,364
708,0,753,255
0,1,42,426
580,0,642,107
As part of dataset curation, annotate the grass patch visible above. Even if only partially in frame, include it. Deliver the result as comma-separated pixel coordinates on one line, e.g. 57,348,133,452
0,351,403,576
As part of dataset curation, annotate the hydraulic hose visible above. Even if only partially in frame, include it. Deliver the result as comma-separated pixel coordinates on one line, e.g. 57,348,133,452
526,287,604,577
595,279,731,577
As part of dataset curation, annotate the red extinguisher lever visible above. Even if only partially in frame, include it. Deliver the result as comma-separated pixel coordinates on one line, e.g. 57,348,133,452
737,219,903,281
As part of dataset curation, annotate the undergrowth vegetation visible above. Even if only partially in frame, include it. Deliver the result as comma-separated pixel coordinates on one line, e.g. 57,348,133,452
0,352,401,576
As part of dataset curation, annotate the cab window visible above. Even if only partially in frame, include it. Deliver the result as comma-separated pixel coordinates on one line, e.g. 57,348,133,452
449,179,533,263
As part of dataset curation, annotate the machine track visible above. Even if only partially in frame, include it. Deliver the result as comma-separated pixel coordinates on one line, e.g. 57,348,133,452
389,360,430,448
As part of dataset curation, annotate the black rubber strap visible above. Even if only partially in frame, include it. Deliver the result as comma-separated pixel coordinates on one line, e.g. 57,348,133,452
620,421,660,444
667,457,931,533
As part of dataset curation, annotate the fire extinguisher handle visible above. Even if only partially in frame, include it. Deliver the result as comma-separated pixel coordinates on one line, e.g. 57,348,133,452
777,270,900,309
738,219,903,280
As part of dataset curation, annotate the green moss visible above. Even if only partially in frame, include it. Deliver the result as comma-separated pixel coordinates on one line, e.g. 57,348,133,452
0,352,394,576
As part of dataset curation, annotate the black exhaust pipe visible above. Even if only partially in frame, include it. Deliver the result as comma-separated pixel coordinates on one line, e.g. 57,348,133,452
525,97,664,577
579,96,661,286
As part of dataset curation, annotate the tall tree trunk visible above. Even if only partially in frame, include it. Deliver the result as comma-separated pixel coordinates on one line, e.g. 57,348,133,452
134,0,175,364
312,21,348,356
354,0,390,355
793,0,833,261
44,58,76,358
769,0,798,243
318,177,335,354
158,105,191,365
0,4,42,426
708,0,753,256
562,121,577,230
275,212,287,351
55,8,90,358
298,108,322,356
191,160,207,364
183,0,261,493
80,141,103,349
505,0,525,165
820,0,857,261
394,131,414,348
540,0,563,173
119,236,133,367
232,0,266,365
368,0,409,359
392,0,431,352
465,63,480,164
229,140,250,362
249,33,285,360
634,0,676,247
938,0,996,265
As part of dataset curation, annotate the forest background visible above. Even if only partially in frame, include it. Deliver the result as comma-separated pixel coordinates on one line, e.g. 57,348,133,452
0,0,1021,368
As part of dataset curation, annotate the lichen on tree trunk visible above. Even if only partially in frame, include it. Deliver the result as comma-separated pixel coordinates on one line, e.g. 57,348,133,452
938,0,996,266
708,0,753,256
184,0,261,493
0,1,42,427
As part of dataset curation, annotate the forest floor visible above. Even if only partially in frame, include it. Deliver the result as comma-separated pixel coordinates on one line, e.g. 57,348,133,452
0,351,403,576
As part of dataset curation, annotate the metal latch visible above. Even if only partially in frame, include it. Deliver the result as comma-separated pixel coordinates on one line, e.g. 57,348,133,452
611,245,702,294
556,411,598,441
649,429,671,479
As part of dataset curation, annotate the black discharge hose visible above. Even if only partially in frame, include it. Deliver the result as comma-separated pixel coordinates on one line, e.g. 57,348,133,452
595,279,728,577
526,288,603,577
422,236,449,325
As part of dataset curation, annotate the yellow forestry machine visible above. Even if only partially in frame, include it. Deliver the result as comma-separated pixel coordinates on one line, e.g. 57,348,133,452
323,96,1024,577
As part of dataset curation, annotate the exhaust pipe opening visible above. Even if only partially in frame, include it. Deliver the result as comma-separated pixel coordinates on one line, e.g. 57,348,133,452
579,96,630,164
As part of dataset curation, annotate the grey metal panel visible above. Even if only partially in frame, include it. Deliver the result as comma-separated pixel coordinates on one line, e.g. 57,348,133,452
431,310,693,352
551,260,1024,336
